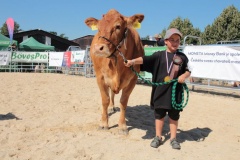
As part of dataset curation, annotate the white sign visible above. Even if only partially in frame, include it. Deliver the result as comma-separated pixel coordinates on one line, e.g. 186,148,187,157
0,51,11,65
49,52,64,67
184,45,240,81
11,51,48,63
71,50,85,63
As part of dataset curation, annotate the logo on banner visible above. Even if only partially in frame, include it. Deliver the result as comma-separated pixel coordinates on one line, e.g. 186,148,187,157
71,50,85,64
62,51,71,67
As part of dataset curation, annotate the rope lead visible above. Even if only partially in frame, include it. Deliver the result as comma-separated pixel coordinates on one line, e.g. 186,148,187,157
130,67,189,110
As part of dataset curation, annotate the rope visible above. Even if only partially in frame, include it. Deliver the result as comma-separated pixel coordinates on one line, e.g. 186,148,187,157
130,66,189,110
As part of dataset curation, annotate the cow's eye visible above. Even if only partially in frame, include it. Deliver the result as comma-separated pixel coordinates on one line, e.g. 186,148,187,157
116,25,121,30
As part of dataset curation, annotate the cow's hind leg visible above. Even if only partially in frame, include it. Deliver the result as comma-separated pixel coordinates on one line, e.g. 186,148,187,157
108,90,116,114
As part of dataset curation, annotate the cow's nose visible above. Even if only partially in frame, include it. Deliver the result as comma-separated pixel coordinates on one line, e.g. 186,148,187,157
94,44,104,51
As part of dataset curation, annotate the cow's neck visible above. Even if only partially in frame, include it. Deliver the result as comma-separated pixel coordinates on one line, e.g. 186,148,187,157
109,54,118,66
108,55,125,70
107,28,135,67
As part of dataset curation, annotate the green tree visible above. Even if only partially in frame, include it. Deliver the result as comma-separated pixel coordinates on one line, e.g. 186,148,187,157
59,33,68,40
202,5,240,44
49,31,68,39
49,31,57,35
0,21,21,35
141,35,150,40
201,25,214,44
164,17,201,45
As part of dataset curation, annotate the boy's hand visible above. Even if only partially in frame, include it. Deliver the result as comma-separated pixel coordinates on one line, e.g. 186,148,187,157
178,71,191,83
124,59,134,67
178,75,186,83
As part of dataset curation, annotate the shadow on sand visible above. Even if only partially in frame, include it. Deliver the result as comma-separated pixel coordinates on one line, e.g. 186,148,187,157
123,105,212,144
0,112,22,121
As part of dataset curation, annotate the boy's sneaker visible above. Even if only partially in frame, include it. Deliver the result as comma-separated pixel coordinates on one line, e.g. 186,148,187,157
170,138,181,149
150,136,162,148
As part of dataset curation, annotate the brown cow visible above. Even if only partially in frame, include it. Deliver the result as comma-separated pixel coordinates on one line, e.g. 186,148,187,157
85,9,144,134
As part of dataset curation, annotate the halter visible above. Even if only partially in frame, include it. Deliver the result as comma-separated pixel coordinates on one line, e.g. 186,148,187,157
98,28,128,63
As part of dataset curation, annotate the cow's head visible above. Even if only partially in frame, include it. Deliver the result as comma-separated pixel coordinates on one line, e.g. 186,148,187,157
85,9,144,58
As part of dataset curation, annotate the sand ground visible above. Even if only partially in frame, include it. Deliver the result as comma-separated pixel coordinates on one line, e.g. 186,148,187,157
0,73,239,160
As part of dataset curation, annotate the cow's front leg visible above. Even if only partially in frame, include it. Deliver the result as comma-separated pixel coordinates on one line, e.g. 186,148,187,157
118,100,128,135
98,83,110,130
118,79,136,135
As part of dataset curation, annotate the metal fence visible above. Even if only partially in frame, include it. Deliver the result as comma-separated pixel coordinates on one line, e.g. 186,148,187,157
1,45,239,93
0,46,95,77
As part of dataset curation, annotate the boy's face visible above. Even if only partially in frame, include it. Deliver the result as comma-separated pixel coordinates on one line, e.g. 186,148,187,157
164,34,181,53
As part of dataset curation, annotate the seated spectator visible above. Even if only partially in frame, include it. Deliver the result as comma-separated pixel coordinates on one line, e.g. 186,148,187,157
154,34,165,46
189,77,194,83
34,65,40,73
233,81,240,87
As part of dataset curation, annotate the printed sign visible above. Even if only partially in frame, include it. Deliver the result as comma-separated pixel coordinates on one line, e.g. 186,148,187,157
49,52,64,67
184,45,240,81
71,50,85,64
0,51,11,65
11,51,48,63
62,51,71,67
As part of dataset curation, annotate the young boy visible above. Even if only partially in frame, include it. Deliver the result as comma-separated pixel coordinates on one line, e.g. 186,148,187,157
124,28,191,149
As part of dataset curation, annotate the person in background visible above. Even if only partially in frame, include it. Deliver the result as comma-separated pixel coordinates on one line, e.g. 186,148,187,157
233,81,240,87
154,34,165,46
125,28,191,150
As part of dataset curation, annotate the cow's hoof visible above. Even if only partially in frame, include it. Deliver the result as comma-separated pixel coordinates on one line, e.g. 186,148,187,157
108,107,117,114
98,126,109,130
108,108,115,114
118,129,128,135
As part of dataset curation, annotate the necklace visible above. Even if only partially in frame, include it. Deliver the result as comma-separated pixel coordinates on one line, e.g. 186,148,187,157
164,51,176,82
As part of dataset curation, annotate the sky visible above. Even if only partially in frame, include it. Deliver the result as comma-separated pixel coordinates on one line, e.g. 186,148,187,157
1,0,239,40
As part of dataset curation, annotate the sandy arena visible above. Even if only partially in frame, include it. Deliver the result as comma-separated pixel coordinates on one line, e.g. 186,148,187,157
0,73,239,160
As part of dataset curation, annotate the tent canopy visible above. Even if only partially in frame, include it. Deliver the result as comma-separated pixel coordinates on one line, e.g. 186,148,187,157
0,33,18,50
19,37,54,51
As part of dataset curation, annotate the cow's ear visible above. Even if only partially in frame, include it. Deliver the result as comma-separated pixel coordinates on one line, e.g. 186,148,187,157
85,17,99,30
127,14,144,29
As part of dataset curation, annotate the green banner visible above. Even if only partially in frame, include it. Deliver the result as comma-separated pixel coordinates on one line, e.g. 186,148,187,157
144,46,166,56
11,51,48,63
140,47,166,80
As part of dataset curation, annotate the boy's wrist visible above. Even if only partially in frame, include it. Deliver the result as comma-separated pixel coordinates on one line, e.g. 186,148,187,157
132,59,135,65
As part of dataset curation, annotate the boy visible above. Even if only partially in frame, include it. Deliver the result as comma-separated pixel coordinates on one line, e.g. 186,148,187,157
124,28,191,149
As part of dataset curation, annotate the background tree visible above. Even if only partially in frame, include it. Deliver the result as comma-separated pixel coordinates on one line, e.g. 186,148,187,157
156,5,240,45
0,21,21,35
59,33,68,40
202,5,240,44
49,31,57,35
141,35,150,40
49,31,68,39
163,17,201,45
